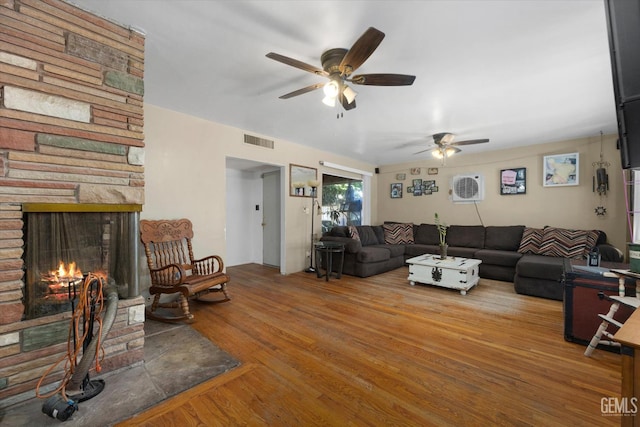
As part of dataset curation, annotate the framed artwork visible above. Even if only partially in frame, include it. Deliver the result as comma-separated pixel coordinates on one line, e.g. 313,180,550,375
390,183,403,198
500,167,526,195
412,178,423,195
410,167,421,175
423,180,436,191
428,168,439,175
543,153,579,187
396,173,406,180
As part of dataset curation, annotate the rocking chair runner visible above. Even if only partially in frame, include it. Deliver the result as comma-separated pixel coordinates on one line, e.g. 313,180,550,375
140,218,230,322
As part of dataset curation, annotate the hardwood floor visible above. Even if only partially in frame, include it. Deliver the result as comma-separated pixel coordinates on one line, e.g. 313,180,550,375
117,264,620,426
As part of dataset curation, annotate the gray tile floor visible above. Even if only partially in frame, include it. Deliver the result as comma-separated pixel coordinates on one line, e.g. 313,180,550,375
0,319,240,426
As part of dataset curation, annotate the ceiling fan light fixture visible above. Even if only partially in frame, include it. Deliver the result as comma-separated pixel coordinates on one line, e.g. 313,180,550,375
322,95,336,107
323,80,340,98
445,147,457,157
343,85,357,104
431,149,444,159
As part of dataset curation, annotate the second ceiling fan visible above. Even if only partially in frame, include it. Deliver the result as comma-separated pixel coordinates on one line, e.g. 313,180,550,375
266,27,416,110
415,133,490,160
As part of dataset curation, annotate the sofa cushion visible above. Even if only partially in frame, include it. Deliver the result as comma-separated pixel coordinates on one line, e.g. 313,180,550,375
516,254,570,281
446,225,485,248
484,226,525,251
539,226,593,259
383,223,414,244
372,225,386,244
414,223,440,245
356,226,380,246
356,246,391,263
328,226,349,238
371,244,405,258
474,248,523,267
518,227,543,254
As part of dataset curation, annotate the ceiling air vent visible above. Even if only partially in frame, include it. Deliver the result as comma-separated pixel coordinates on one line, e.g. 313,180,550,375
244,134,274,149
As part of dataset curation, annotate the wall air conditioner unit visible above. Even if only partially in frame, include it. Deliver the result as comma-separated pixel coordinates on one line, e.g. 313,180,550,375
451,174,484,202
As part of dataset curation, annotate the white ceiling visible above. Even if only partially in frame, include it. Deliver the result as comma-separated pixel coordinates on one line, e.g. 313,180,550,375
70,0,618,166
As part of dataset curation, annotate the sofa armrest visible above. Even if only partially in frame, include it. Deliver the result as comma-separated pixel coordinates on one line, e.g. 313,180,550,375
320,236,362,253
597,243,624,263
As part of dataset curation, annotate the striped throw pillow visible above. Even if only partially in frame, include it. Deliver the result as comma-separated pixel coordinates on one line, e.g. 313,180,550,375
383,223,414,244
517,227,544,254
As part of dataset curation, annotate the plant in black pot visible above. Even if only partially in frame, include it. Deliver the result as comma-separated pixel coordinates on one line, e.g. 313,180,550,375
435,213,448,259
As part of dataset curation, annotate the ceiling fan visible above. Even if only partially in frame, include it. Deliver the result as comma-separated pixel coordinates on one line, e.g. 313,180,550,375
266,27,416,111
414,132,490,160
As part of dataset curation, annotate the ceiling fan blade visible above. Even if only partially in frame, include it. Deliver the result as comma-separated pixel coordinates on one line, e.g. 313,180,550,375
413,148,434,155
266,52,329,77
279,83,324,99
339,27,385,75
350,73,416,86
451,138,490,146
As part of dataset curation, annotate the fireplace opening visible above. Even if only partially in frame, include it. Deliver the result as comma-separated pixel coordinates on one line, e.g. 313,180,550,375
23,205,140,320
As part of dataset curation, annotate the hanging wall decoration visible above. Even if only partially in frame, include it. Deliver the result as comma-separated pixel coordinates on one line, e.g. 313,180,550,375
592,131,610,216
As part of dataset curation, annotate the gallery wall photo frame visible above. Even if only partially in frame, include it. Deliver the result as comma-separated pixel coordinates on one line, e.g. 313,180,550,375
543,152,579,187
390,183,403,198
500,167,526,195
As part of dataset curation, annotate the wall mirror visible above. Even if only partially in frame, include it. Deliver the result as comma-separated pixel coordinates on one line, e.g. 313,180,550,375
290,164,317,197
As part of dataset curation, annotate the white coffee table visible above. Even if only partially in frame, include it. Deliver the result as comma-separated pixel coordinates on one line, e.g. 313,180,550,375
406,254,482,295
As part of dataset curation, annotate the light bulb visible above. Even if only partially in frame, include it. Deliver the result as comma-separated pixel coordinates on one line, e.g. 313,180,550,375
431,149,443,159
322,96,336,107
343,85,357,104
323,80,340,98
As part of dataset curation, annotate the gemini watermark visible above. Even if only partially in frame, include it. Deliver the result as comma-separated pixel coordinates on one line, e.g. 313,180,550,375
601,397,638,417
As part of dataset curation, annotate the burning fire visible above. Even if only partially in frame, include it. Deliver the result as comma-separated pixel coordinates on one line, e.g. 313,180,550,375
43,262,84,298
54,261,83,281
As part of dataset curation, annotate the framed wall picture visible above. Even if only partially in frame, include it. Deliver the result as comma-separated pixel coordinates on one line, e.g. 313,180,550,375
410,167,421,175
412,178,423,195
428,168,439,175
390,183,403,198
500,168,526,195
543,153,579,187
396,173,406,180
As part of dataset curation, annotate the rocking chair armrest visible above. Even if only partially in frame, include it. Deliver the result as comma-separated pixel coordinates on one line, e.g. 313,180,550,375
149,263,187,285
192,255,224,274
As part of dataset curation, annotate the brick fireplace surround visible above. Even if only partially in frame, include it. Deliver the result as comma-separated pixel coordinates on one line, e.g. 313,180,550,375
0,0,147,404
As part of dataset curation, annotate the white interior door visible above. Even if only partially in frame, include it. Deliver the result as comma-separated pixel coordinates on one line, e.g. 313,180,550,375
262,170,281,267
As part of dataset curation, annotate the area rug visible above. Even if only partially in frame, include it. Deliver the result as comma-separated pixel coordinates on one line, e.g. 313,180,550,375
0,319,240,426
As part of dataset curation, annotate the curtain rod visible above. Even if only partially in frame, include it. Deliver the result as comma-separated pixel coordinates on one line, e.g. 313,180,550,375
318,161,373,177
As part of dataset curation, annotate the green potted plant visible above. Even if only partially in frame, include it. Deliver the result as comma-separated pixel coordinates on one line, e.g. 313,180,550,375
435,213,448,259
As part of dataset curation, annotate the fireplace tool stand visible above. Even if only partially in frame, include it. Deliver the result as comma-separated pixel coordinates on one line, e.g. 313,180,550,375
40,273,119,422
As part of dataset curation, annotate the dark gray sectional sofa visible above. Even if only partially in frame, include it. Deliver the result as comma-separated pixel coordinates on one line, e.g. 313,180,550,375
320,223,624,300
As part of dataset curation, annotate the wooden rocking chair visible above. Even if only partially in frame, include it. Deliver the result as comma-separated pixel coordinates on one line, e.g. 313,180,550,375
140,218,230,322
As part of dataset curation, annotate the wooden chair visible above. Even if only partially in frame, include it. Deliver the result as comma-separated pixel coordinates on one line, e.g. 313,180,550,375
140,218,230,322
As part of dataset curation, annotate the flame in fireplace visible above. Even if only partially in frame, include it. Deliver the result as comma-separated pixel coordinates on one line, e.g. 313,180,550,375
54,261,83,281
42,262,85,299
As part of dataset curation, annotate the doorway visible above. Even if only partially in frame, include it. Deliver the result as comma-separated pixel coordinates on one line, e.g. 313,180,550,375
262,170,281,267
225,158,284,272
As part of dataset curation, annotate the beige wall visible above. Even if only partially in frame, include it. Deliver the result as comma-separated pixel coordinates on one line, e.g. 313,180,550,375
376,133,627,253
143,104,378,274
144,104,628,271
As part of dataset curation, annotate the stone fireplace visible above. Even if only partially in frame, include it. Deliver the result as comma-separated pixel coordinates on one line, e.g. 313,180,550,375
0,0,146,405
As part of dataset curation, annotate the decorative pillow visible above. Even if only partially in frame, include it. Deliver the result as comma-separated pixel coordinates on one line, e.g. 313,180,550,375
383,223,414,245
583,230,601,257
517,227,544,254
539,226,590,259
348,225,360,241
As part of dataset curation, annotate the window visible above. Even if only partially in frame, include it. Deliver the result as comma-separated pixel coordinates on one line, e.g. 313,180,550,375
321,174,362,232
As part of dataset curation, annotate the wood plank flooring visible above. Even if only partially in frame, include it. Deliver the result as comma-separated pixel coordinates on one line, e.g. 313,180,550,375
117,264,621,426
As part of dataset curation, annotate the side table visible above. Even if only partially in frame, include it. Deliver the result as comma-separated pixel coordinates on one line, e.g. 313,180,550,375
314,241,345,281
